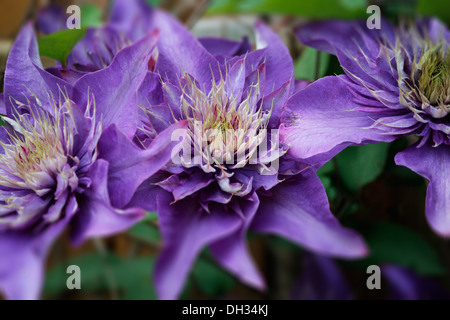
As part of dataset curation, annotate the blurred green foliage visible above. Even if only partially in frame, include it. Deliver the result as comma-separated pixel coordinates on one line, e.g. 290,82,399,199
207,0,369,19
81,4,103,28
417,0,450,24
44,253,157,299
192,258,237,296
354,222,445,277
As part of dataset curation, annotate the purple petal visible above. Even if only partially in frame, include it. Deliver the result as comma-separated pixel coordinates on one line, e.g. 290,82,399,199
383,265,450,300
261,79,292,129
36,5,66,34
0,205,73,299
98,120,188,208
291,252,352,300
154,193,242,299
255,21,294,95
71,159,145,245
126,173,168,211
153,11,220,91
199,37,251,57
73,31,159,138
158,171,213,202
68,27,126,72
225,59,246,101
210,193,266,291
210,231,265,291
138,71,164,108
395,144,450,237
420,18,449,43
251,169,368,258
295,20,395,56
0,94,5,114
4,23,70,116
280,76,397,164
109,0,155,41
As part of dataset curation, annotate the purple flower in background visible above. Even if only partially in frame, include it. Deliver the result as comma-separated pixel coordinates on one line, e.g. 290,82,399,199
0,23,175,299
383,265,450,300
113,11,369,300
290,253,450,300
36,5,67,35
42,0,160,84
290,252,353,300
282,19,450,236
42,0,256,85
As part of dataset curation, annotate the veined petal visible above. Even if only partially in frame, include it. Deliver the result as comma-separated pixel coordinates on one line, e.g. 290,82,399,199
210,193,266,291
109,0,155,41
255,21,294,95
154,192,242,299
295,20,395,57
71,159,145,245
98,121,188,208
199,37,251,58
73,31,159,138
225,59,246,102
4,23,71,116
0,94,5,114
280,76,397,164
153,10,220,92
0,206,73,300
126,173,167,212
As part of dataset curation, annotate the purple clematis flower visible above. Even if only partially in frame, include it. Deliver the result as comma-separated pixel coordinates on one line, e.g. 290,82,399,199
283,19,450,236
36,5,67,35
290,253,450,300
42,0,160,84
113,11,369,300
44,0,255,86
383,265,450,300
290,252,353,300
0,23,178,299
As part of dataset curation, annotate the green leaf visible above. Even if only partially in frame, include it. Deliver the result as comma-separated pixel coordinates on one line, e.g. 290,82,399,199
362,222,445,276
38,28,87,68
294,47,330,81
336,143,389,192
417,0,450,24
207,0,368,19
81,4,103,28
192,258,236,296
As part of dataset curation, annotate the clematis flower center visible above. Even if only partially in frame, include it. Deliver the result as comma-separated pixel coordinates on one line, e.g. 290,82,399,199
404,42,450,119
177,73,276,173
0,103,79,223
